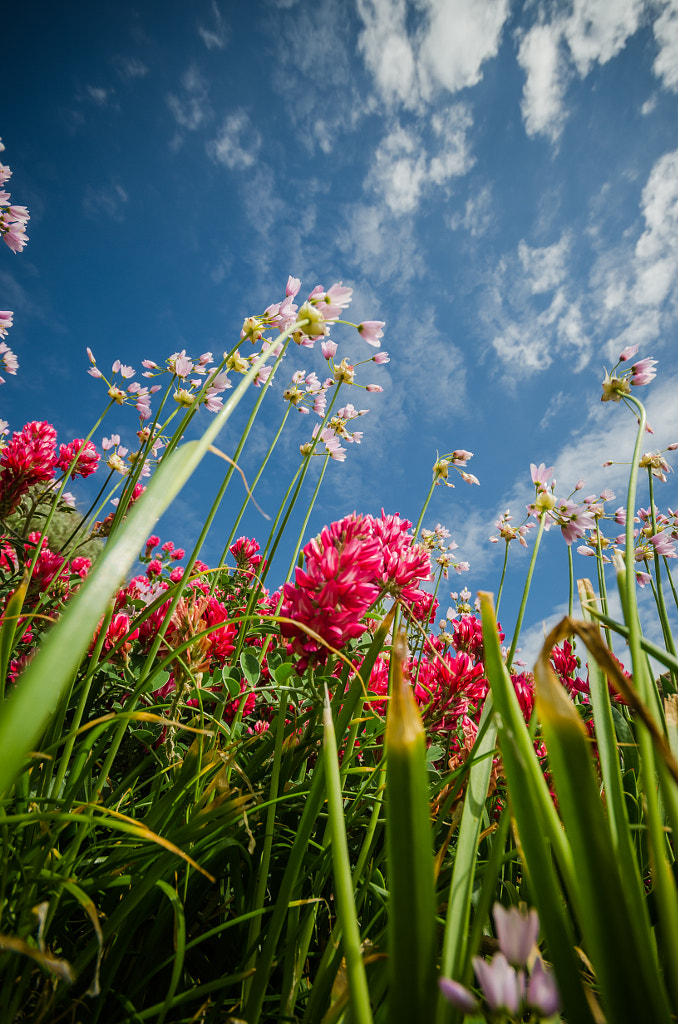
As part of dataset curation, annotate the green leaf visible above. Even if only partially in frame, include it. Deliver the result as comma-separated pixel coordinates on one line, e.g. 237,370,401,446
240,649,261,687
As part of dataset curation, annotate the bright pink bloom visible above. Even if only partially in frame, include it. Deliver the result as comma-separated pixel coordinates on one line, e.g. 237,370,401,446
0,421,58,515
57,439,100,479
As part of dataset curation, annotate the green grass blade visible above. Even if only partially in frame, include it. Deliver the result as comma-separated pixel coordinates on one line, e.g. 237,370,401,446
436,693,497,1024
323,684,374,1024
385,635,436,1024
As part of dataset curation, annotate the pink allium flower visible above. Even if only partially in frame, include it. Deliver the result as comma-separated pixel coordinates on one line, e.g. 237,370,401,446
493,902,539,967
365,384,383,392
357,320,385,347
650,531,677,557
630,356,657,386
321,339,337,360
286,275,301,297
0,340,18,382
472,953,524,1015
530,463,554,487
619,344,639,361
373,350,390,363
527,956,560,1016
57,439,100,479
0,311,13,338
438,977,479,1014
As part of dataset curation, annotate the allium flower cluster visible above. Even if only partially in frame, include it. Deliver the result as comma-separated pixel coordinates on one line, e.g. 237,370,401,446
439,903,559,1020
601,345,658,402
432,450,479,488
0,161,30,254
283,369,331,416
490,510,534,547
528,465,615,546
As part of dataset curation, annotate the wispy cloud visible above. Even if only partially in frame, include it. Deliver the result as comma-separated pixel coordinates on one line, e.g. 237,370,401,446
207,110,261,170
166,66,211,133
198,0,229,50
82,182,129,221
113,56,149,81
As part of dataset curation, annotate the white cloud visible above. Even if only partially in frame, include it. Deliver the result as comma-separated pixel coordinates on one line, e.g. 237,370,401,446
563,0,643,76
517,0,643,142
517,22,569,142
357,0,509,109
367,107,474,215
166,67,211,131
450,184,493,236
633,148,678,304
198,0,229,50
207,110,262,170
487,235,591,372
357,0,418,108
653,0,678,90
418,0,510,95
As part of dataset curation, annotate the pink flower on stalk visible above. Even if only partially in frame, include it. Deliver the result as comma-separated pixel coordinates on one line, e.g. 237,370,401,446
0,340,18,383
373,350,390,364
619,344,639,361
0,421,58,515
472,954,524,1015
650,531,677,558
630,357,658,386
0,311,13,338
493,902,539,966
357,320,385,347
530,463,554,488
57,439,100,479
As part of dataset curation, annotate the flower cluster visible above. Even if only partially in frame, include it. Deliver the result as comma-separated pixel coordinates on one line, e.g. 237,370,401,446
527,463,617,546
280,511,432,670
601,345,657,403
0,156,29,255
439,903,560,1020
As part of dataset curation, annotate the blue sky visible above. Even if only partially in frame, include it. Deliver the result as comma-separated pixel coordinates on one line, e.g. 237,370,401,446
3,0,678,662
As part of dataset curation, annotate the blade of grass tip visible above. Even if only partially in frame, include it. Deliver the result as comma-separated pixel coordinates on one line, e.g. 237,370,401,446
534,625,672,1024
323,684,374,1024
385,633,436,1024
479,592,595,1024
0,345,275,797
436,693,497,1024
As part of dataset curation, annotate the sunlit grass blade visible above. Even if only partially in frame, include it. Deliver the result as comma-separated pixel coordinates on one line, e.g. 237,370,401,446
479,592,595,1024
385,633,436,1024
323,684,374,1024
534,622,672,1024
0,570,29,702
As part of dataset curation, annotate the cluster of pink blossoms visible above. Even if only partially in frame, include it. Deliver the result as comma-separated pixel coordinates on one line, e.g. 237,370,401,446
0,142,29,383
279,511,432,670
0,157,29,254
0,421,100,518
601,345,658,402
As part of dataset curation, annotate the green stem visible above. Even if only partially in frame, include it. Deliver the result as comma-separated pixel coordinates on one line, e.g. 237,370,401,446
506,515,546,667
495,542,510,616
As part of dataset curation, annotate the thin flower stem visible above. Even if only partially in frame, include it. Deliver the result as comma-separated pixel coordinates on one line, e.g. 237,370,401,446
211,404,293,591
664,556,678,613
413,477,437,542
284,452,331,582
495,541,510,616
594,523,613,651
506,515,546,667
567,544,574,619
